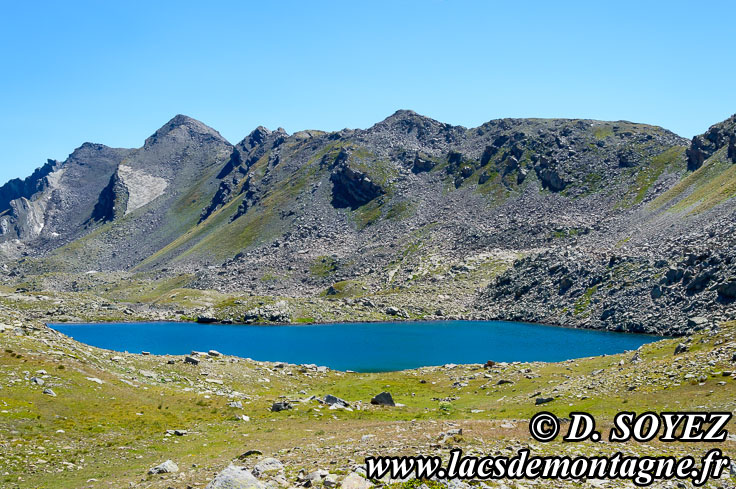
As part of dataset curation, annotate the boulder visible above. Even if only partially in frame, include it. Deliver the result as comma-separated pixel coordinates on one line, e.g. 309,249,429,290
370,392,395,406
324,395,350,408
271,401,292,412
650,285,663,299
185,356,200,365
237,450,263,460
687,317,709,329
252,458,283,477
385,306,401,316
148,460,178,475
341,473,374,489
717,280,736,299
535,397,554,405
206,465,264,489
674,343,689,355
412,153,435,173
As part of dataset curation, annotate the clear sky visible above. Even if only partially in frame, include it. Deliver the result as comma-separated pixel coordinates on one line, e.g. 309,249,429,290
1,0,735,185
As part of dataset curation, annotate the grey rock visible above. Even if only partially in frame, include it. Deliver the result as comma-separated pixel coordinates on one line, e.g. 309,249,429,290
148,459,178,474
252,457,283,477
271,401,292,412
206,465,264,489
341,473,373,489
324,395,350,408
370,392,395,406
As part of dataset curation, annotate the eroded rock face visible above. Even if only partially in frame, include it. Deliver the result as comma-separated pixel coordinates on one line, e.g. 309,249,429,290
687,114,736,170
330,164,384,209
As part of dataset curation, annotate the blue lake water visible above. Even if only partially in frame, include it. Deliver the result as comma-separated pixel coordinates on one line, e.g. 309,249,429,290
49,320,663,372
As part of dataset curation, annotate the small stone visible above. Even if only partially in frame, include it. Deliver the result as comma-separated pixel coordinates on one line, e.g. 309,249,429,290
43,388,56,397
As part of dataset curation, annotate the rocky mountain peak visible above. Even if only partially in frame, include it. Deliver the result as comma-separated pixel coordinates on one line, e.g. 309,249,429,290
0,158,62,211
144,114,229,148
241,126,273,151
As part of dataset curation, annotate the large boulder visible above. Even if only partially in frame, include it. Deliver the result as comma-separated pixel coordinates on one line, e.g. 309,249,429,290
370,392,395,406
206,465,264,489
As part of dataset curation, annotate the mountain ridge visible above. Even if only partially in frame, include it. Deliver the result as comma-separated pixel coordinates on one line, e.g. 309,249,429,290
1,111,735,335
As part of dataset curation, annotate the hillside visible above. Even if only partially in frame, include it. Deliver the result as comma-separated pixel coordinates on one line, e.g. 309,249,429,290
1,111,736,335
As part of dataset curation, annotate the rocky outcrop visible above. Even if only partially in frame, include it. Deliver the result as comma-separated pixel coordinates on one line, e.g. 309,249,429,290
89,171,129,223
0,159,61,211
330,163,384,209
687,114,736,170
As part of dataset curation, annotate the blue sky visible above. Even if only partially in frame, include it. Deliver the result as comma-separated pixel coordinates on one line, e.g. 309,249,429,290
1,0,735,185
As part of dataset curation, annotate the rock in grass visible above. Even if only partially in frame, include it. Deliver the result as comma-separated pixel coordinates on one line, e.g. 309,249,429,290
341,473,374,489
148,459,178,474
237,449,262,461
252,457,283,477
206,465,263,489
324,394,350,408
324,473,339,488
370,392,395,406
535,397,554,405
43,388,56,397
674,343,689,355
271,401,292,412
185,356,200,365
30,376,45,386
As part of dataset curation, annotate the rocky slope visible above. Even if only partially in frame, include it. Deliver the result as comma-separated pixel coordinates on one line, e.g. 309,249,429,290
2,111,736,334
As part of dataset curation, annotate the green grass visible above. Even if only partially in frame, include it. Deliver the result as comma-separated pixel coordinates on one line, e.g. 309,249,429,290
592,125,614,139
650,147,736,214
322,280,365,298
310,255,339,278
1,314,735,488
573,285,598,315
